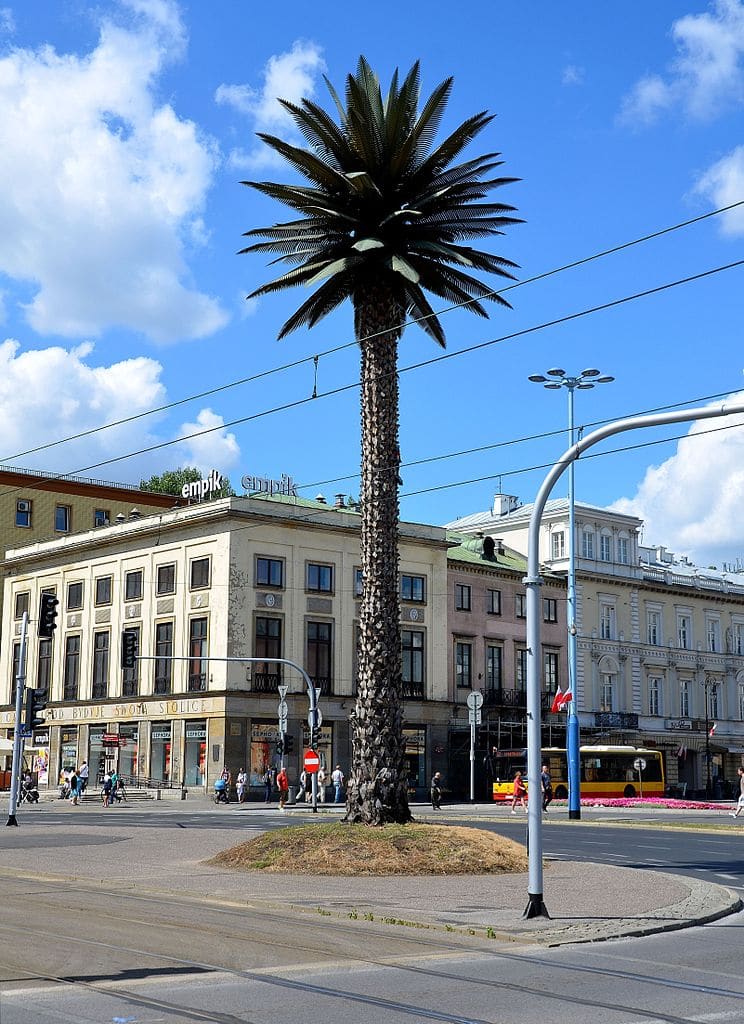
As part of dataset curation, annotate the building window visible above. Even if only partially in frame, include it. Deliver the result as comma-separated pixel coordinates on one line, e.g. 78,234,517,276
677,613,692,650
353,567,364,598
156,563,176,596
706,617,721,654
307,620,332,691
647,609,661,646
600,673,615,711
14,591,29,620
94,508,110,528
15,499,32,528
543,598,557,623
648,676,662,716
708,682,719,720
487,589,501,615
63,636,80,701
551,531,565,559
154,621,174,694
515,593,526,619
680,678,690,718
516,648,527,690
37,638,52,694
543,651,559,690
600,603,616,640
67,582,83,611
581,530,594,559
486,644,502,691
122,626,140,697
455,641,472,688
10,643,21,704
401,629,425,696
455,584,471,611
188,617,208,692
190,557,211,590
91,631,110,699
254,617,282,691
307,563,333,593
94,575,113,606
401,574,426,602
256,557,283,588
733,623,744,656
617,536,630,564
600,534,612,562
125,570,144,602
739,683,744,721
55,505,71,533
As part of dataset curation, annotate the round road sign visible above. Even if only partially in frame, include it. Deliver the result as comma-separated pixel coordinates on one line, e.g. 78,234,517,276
466,691,484,711
633,757,646,772
303,749,321,774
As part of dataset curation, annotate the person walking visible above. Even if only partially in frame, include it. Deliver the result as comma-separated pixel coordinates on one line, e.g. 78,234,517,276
331,765,344,804
236,769,247,804
101,773,113,807
263,766,274,804
78,760,89,798
541,764,553,812
510,770,527,814
430,771,443,810
730,766,744,817
69,768,80,806
276,766,289,809
317,766,326,803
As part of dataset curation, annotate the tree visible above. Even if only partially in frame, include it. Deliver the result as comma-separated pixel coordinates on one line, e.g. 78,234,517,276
242,57,520,824
140,467,235,498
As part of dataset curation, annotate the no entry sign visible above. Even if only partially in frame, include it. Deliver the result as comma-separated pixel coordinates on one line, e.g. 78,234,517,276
303,749,320,773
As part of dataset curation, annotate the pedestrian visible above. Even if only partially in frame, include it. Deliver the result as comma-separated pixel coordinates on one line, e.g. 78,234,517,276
101,773,112,807
299,769,308,803
431,771,442,810
78,760,89,796
276,766,289,809
331,764,344,804
317,766,326,803
236,768,247,804
69,768,80,806
541,764,553,812
730,766,744,818
263,766,274,804
510,770,527,814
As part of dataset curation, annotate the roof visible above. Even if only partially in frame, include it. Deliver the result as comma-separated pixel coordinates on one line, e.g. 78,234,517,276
446,532,527,572
445,497,643,531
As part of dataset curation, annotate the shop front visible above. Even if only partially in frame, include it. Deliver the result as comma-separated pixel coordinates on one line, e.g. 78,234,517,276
404,726,426,799
150,722,172,783
184,720,206,786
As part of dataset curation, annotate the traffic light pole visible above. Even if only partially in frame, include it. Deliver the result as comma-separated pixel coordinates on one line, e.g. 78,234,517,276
6,612,29,827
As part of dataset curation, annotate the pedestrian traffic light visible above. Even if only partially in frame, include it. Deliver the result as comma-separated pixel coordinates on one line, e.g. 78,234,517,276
275,739,284,756
38,593,59,639
24,687,47,732
121,630,138,669
285,735,294,754
310,727,319,748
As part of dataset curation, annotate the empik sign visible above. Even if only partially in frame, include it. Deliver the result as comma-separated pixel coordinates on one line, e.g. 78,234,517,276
181,470,224,500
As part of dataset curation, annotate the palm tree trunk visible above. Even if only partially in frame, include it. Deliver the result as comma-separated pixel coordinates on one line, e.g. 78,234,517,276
345,292,412,825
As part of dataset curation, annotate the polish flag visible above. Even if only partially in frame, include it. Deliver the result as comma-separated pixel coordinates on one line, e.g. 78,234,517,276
550,688,563,713
709,722,717,737
559,690,573,708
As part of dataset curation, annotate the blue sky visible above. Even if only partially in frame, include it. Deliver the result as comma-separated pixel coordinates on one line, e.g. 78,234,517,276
1,0,743,565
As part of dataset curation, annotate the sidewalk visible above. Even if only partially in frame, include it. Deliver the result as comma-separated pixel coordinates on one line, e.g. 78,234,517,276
0,799,740,947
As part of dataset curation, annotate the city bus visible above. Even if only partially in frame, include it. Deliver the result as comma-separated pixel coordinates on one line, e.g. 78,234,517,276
488,745,665,801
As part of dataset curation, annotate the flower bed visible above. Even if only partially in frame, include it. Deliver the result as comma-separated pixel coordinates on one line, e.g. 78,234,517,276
564,796,733,810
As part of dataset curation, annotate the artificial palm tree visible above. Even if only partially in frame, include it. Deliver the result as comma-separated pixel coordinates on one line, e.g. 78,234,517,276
241,57,520,824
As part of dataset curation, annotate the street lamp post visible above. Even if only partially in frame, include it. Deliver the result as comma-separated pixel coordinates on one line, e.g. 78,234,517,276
528,368,614,821
701,674,716,799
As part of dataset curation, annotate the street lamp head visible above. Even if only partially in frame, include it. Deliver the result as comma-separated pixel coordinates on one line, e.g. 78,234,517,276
580,368,601,377
597,375,615,384
528,374,548,383
544,383,562,390
577,383,594,390
546,368,566,377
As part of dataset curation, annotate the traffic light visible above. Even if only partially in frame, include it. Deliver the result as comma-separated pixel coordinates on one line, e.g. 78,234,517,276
285,734,294,754
275,738,284,756
121,630,138,670
38,593,59,639
310,728,319,748
24,687,47,732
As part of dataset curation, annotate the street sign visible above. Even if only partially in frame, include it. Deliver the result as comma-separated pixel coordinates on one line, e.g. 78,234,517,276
468,708,482,725
303,749,320,773
18,726,31,738
307,708,324,728
278,684,289,700
277,700,288,717
279,715,288,733
633,757,646,772
466,691,484,711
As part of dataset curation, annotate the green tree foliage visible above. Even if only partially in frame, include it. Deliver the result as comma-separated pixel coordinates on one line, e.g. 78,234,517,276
140,468,235,498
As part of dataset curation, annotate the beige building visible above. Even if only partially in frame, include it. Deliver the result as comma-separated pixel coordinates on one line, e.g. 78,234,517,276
0,493,452,797
448,494,744,797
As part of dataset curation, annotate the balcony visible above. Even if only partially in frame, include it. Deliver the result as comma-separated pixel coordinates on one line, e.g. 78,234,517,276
402,680,425,699
251,671,282,694
482,687,553,713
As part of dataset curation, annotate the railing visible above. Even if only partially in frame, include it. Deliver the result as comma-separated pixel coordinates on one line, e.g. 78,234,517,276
117,773,176,790
402,680,425,699
251,671,283,693
481,687,553,712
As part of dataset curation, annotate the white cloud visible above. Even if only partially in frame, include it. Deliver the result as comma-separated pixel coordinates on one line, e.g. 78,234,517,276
694,144,744,234
620,0,744,124
0,7,15,34
0,0,227,343
610,391,744,565
177,408,240,473
561,65,584,86
216,40,326,170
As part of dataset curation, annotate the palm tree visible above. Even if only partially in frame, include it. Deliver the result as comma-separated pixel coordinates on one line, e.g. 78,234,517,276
241,57,520,824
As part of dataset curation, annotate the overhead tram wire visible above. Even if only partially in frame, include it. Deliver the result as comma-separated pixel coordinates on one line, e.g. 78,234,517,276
1,257,743,511
2,199,742,469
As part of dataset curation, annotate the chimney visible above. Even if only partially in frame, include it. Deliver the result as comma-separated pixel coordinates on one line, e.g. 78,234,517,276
129,508,141,520
115,513,126,524
492,493,519,517
315,494,327,504
334,493,346,508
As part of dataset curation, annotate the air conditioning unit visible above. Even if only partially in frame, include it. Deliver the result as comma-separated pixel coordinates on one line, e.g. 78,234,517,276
17,500,31,513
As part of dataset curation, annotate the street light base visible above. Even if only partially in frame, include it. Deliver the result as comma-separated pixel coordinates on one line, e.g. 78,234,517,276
568,808,581,821
5,815,18,827
522,893,551,920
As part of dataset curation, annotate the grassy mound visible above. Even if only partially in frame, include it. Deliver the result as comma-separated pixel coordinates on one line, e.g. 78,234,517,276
208,822,528,876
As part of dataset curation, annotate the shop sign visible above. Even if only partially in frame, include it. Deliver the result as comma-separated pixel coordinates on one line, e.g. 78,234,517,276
252,722,278,741
241,472,298,497
665,719,693,731
186,728,207,739
181,469,224,500
33,733,49,745
102,734,119,746
152,730,172,741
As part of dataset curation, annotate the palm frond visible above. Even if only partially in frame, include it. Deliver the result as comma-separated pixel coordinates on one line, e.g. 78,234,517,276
277,275,355,338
